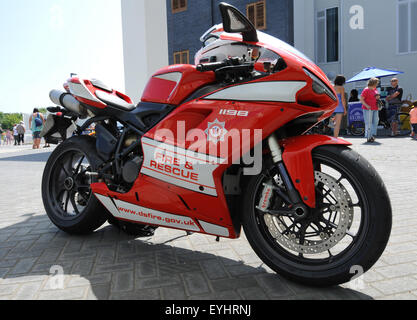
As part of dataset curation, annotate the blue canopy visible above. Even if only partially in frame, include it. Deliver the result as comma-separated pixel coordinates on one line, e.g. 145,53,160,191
346,67,404,83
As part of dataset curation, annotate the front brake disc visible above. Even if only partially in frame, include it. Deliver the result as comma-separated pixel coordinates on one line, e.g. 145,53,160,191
263,171,354,254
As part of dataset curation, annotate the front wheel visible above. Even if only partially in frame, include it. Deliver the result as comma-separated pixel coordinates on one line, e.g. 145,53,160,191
42,136,109,234
242,145,392,286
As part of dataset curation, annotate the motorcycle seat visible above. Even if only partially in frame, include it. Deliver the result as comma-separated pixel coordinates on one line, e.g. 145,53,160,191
95,90,136,111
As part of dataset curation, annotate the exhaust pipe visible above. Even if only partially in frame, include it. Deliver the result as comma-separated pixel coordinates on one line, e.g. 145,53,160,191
49,90,87,117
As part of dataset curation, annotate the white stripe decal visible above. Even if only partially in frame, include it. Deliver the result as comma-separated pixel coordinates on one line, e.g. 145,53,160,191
154,72,182,83
140,137,225,196
95,194,201,232
203,81,307,102
68,80,102,103
198,220,230,237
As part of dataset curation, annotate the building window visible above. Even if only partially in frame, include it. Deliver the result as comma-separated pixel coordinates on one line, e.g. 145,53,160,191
173,50,189,64
316,7,339,63
172,0,187,14
397,0,417,54
247,1,266,30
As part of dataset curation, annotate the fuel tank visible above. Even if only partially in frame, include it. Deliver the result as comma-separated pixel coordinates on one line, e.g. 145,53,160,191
141,65,216,106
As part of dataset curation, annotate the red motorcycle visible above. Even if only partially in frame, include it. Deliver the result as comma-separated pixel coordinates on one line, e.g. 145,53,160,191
42,3,391,286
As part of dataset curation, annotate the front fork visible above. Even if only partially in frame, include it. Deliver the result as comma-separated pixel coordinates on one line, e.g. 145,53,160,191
261,135,309,218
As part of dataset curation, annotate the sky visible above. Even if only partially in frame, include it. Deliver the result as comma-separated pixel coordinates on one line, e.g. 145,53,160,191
0,0,125,114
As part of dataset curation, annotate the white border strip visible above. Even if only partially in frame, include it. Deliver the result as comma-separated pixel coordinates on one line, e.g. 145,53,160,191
95,194,201,232
198,220,230,237
203,81,307,102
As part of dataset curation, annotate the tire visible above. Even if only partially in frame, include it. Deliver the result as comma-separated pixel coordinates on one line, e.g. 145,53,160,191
242,145,392,286
42,136,109,234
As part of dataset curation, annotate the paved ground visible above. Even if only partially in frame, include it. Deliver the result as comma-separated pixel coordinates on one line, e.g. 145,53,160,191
0,136,416,300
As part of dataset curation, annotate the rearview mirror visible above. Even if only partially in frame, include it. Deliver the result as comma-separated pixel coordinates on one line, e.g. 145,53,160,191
219,2,258,42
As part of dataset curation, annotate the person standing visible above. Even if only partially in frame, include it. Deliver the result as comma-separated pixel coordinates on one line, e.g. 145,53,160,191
17,121,26,145
349,89,360,102
6,129,13,145
29,108,45,149
360,78,380,143
410,107,417,140
332,75,348,138
386,78,404,136
13,124,18,146
0,128,4,146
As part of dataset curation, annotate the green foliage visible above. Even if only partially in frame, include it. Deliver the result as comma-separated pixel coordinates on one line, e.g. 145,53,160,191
0,113,23,130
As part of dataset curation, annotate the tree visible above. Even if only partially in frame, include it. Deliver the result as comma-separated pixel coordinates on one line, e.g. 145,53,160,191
0,113,23,130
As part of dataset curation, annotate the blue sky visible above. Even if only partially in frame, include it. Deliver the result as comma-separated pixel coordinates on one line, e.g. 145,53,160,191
0,0,125,114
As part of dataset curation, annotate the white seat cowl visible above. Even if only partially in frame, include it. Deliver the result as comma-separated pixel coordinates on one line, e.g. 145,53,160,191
95,90,136,111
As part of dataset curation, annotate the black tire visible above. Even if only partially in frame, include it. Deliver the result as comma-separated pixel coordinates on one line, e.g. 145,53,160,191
242,145,392,286
42,136,109,234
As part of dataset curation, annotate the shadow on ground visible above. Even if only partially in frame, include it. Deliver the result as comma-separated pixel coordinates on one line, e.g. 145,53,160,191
0,152,52,163
0,213,373,300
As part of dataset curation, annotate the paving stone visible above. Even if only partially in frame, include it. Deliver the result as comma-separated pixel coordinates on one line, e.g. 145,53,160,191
12,281,44,300
136,275,182,290
0,260,17,269
112,271,134,292
110,288,160,300
71,259,94,276
37,248,62,263
38,287,87,300
188,290,241,300
68,274,111,288
200,259,228,280
162,285,188,300
255,274,294,298
182,272,210,295
97,248,116,265
211,277,258,291
94,262,134,274
0,284,20,297
86,283,111,300
226,264,266,277
376,264,417,279
372,277,417,296
237,287,269,300
9,257,37,275
159,261,201,276
135,261,157,278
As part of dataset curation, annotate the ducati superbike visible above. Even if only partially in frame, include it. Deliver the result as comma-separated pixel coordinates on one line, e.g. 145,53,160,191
41,3,392,286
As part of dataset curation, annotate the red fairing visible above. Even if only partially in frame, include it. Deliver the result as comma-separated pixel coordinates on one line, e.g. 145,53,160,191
141,65,216,105
280,135,352,208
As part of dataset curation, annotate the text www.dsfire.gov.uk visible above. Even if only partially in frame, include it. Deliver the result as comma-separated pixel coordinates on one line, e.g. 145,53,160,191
117,207,196,227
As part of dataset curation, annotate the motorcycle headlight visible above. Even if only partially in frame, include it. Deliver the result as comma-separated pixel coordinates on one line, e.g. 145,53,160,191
303,68,337,101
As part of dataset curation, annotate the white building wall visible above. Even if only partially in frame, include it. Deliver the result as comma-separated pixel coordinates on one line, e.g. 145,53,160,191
121,0,169,104
294,0,315,61
294,0,417,99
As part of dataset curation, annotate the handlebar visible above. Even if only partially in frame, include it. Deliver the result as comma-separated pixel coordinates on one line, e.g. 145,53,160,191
196,61,228,72
196,57,246,72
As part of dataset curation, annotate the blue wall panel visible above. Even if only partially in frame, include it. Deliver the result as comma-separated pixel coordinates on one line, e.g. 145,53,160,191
166,0,294,64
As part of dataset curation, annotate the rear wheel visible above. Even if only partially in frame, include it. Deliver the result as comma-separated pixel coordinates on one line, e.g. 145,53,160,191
42,136,108,234
242,145,392,286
